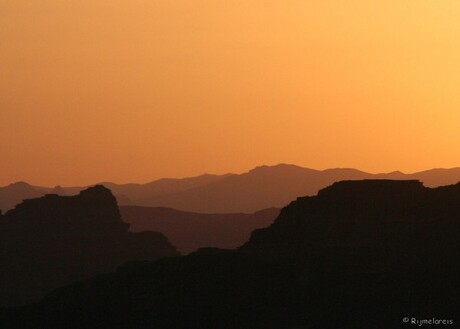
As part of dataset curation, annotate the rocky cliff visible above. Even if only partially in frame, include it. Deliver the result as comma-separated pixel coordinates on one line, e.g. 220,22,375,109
242,179,460,258
0,186,178,307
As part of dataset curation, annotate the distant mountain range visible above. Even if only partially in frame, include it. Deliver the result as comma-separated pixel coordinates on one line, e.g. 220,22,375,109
0,174,228,213
3,164,460,213
120,206,280,254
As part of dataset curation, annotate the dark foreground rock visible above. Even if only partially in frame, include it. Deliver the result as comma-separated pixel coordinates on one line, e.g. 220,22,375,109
0,186,178,308
2,180,459,329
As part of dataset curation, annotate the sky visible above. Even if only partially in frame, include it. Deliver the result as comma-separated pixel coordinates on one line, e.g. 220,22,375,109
1,0,460,186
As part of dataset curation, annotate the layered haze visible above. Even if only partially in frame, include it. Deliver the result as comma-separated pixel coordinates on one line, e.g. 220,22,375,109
3,164,460,213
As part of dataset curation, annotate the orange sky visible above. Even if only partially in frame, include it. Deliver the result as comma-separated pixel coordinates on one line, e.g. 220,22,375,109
1,1,460,186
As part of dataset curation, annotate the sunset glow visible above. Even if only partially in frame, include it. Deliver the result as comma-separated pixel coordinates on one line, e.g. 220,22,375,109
2,0,460,186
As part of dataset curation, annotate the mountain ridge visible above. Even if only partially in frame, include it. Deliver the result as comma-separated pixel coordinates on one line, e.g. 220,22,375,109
3,164,460,213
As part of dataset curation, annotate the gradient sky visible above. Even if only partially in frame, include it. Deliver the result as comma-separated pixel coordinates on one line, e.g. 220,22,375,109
1,1,460,186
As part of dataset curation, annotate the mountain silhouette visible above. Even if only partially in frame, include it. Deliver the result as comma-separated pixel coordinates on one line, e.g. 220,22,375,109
0,186,178,308
100,173,232,202
3,165,460,213
120,206,280,254
0,173,231,211
131,164,460,213
3,180,459,328
0,182,48,213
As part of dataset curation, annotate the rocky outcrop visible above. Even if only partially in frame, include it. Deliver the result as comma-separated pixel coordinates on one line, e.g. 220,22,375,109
242,180,460,261
0,186,178,307
3,180,460,328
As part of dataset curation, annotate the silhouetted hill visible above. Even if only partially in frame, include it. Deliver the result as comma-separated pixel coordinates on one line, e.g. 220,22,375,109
120,206,280,254
4,165,460,213
133,165,460,213
100,173,232,201
0,174,230,211
404,167,460,187
4,180,459,328
0,182,48,213
0,186,178,308
134,165,371,212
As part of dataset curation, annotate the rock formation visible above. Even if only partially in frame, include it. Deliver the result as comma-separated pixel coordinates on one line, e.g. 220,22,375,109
0,186,178,307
